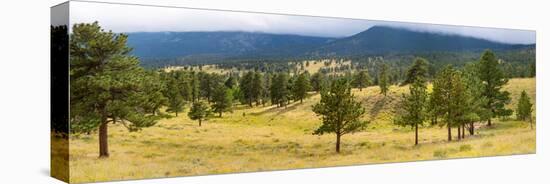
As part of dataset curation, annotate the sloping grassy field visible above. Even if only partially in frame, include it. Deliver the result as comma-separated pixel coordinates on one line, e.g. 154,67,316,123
56,78,535,183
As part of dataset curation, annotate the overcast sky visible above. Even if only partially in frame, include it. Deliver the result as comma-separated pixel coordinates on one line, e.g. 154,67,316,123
69,1,535,44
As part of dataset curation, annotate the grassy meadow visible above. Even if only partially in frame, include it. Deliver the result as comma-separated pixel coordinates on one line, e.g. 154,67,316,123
54,77,536,183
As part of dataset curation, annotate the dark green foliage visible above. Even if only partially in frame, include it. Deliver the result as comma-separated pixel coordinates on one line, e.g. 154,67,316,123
516,90,533,122
378,63,390,96
69,22,164,157
212,85,233,117
190,72,200,102
478,50,511,126
312,79,368,153
252,72,264,105
164,78,185,117
402,57,429,85
261,73,272,106
188,101,211,126
460,63,490,136
292,72,311,103
271,73,290,107
430,66,469,141
395,72,428,145
224,75,237,89
352,70,372,91
310,72,327,92
240,71,256,106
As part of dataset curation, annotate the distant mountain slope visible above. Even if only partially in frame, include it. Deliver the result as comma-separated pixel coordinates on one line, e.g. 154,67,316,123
126,26,533,63
308,26,530,56
126,31,334,59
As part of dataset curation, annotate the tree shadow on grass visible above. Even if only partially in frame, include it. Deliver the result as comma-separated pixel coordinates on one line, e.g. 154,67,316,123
367,95,389,122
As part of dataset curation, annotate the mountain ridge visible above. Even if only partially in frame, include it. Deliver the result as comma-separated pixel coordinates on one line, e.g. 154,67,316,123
125,26,533,63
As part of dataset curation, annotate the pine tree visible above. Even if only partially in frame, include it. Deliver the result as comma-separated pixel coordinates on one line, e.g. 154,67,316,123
240,71,255,106
395,77,427,145
190,72,200,102
141,70,168,115
292,72,311,103
212,85,233,117
252,72,264,105
271,73,289,107
460,63,489,136
431,66,469,141
224,75,237,89
69,22,164,158
165,78,185,117
516,90,533,129
188,101,211,126
478,50,511,126
402,57,429,85
312,79,368,153
352,70,372,91
379,63,389,96
261,73,272,106
310,72,327,93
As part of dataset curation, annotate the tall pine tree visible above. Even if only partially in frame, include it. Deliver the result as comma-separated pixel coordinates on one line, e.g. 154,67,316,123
69,22,164,158
379,63,389,96
395,67,427,145
312,79,368,153
478,50,511,126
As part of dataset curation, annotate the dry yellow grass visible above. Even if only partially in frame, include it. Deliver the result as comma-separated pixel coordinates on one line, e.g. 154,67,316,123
58,78,535,183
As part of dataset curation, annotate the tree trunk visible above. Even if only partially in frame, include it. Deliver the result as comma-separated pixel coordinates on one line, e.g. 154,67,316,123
487,117,492,127
199,119,202,127
447,123,452,141
469,122,474,135
457,126,461,140
336,133,341,153
99,122,109,158
300,98,303,104
175,111,178,117
415,123,418,145
219,112,222,117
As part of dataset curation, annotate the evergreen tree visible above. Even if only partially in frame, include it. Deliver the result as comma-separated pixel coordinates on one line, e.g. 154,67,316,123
312,79,368,153
395,77,427,145
188,101,211,126
310,72,327,93
402,57,429,85
198,72,212,101
478,50,511,126
240,71,255,106
352,70,372,91
224,75,237,89
261,73,272,106
379,63,390,96
141,70,168,115
460,63,489,136
516,90,533,128
190,72,200,102
431,66,469,141
292,72,311,103
69,22,163,158
212,85,233,117
165,78,185,117
252,72,264,105
271,73,289,107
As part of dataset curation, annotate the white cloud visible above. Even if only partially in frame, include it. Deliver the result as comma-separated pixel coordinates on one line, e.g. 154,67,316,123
70,1,535,44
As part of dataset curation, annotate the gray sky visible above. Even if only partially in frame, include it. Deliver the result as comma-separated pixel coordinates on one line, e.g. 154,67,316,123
70,1,535,44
